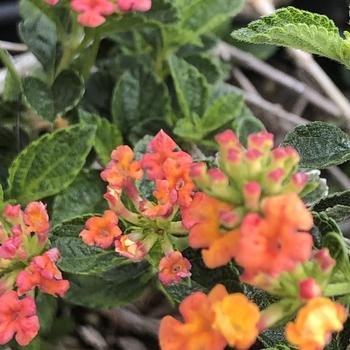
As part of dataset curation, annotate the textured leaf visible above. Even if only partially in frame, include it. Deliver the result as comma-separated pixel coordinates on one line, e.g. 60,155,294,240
22,77,55,121
201,93,243,134
52,70,85,116
181,0,244,35
234,106,265,146
312,212,342,248
168,55,208,118
7,125,96,203
80,111,122,166
64,268,152,309
51,216,137,274
231,7,350,69
313,191,350,222
184,54,223,84
51,170,107,224
36,292,57,335
111,68,170,141
19,0,57,72
300,170,328,207
283,122,350,169
3,72,21,102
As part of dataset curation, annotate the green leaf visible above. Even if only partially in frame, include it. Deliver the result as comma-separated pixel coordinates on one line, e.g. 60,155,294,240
7,124,96,203
111,67,170,141
3,72,21,102
201,93,243,135
19,0,57,73
181,0,244,35
312,212,342,239
323,232,350,277
184,54,223,84
51,170,107,224
22,77,55,121
231,7,350,69
36,292,58,335
168,55,209,118
301,170,328,207
283,122,350,169
52,70,85,116
144,0,179,23
313,191,350,222
23,71,85,121
64,268,153,309
51,216,131,275
234,106,265,146
80,111,122,165
174,115,204,142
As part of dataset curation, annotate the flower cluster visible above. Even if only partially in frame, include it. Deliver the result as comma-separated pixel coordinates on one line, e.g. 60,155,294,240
0,202,69,346
80,130,193,286
46,0,152,27
184,130,312,274
79,128,348,349
159,129,347,350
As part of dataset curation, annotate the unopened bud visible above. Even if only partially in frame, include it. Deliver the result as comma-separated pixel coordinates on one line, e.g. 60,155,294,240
299,278,322,300
244,182,261,210
314,248,336,272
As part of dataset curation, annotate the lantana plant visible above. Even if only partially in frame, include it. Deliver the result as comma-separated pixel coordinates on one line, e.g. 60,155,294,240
2,0,350,349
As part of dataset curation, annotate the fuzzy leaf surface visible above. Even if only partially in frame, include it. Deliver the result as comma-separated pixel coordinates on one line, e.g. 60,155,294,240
8,125,96,203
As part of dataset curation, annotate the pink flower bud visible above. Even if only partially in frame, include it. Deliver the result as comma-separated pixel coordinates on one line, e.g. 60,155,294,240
314,249,336,271
244,182,261,210
215,130,239,147
208,168,228,184
117,0,152,12
292,172,309,192
219,209,239,228
248,131,274,151
3,204,23,225
299,278,322,300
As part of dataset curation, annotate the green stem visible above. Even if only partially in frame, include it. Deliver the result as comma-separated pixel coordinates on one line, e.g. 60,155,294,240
0,48,21,86
324,282,350,297
169,221,188,235
81,33,101,80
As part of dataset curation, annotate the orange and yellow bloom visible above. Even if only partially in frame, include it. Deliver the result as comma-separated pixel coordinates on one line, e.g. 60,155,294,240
159,284,260,350
286,298,347,350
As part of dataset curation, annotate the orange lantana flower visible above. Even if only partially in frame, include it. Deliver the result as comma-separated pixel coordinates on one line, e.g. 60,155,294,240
158,251,191,286
213,293,260,350
142,130,192,181
24,202,50,242
79,210,121,248
114,235,146,261
286,298,347,350
182,192,239,268
101,145,143,189
236,193,313,278
159,285,227,350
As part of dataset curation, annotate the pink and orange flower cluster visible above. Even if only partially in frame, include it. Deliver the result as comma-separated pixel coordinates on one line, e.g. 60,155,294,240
0,202,69,346
79,129,348,349
80,131,193,286
45,0,152,27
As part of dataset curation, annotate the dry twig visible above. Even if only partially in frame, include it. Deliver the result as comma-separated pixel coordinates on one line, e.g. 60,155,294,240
214,42,341,119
